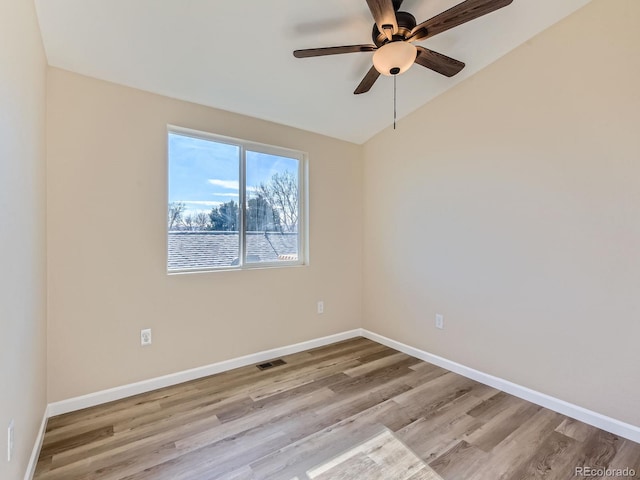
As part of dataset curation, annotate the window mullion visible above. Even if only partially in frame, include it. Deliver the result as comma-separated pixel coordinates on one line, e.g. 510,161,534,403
239,145,247,267
297,155,302,263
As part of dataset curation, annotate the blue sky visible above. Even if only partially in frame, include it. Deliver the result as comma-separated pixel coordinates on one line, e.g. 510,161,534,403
168,133,298,215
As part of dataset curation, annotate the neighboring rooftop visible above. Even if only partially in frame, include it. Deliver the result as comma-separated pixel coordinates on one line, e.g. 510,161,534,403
168,231,298,271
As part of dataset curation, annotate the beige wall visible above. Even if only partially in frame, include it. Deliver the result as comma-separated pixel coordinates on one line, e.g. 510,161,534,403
363,0,640,426
46,69,363,402
0,0,48,478
42,0,638,435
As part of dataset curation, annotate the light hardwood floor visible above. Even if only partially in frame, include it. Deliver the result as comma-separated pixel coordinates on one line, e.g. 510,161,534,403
34,337,640,479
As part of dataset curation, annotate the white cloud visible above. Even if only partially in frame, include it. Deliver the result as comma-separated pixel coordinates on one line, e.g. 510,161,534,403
207,179,258,194
208,179,239,190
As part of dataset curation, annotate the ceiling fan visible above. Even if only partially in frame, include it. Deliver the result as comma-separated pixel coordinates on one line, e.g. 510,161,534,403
293,0,514,94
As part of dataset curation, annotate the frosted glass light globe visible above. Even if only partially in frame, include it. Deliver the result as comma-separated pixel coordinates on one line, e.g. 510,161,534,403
373,41,417,76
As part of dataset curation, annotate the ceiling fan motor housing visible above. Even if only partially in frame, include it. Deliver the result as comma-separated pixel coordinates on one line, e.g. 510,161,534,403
372,11,417,46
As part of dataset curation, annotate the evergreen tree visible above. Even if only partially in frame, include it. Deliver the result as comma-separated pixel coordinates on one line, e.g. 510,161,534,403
209,200,238,231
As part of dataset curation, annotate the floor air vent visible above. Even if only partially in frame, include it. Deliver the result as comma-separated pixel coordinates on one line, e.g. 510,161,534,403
257,359,287,371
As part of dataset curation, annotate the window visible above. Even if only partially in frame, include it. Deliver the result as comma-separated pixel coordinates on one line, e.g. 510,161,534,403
167,126,306,272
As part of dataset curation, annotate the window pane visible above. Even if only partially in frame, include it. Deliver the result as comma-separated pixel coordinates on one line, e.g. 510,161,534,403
245,151,299,264
168,133,240,270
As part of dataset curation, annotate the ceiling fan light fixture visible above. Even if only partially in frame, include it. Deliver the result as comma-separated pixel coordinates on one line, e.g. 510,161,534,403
373,41,417,76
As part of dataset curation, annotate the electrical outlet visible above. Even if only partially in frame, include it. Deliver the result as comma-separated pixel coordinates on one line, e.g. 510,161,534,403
317,301,324,314
435,314,444,330
141,328,152,346
7,420,14,462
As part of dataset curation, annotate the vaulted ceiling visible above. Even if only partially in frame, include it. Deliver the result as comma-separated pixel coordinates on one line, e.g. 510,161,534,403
35,0,591,144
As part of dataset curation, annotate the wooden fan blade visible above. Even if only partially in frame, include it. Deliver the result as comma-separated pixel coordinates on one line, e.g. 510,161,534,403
415,46,465,77
294,45,377,58
354,66,381,94
409,0,513,42
366,0,398,41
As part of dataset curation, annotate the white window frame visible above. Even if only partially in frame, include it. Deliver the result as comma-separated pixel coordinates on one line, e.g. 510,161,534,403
167,125,308,273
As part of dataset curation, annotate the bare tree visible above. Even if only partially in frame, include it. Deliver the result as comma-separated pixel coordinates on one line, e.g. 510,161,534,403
194,211,210,230
258,171,298,232
183,214,194,231
168,202,185,230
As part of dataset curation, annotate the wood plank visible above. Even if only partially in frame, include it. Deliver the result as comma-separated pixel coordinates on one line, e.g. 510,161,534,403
506,431,579,480
429,440,486,479
33,337,640,480
575,428,621,472
555,417,595,442
308,428,443,480
465,408,566,480
249,401,401,479
608,439,640,478
464,400,542,452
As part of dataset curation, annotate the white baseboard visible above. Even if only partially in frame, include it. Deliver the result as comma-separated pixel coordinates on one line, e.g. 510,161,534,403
47,329,363,417
24,405,48,480
361,329,640,444
43,327,639,447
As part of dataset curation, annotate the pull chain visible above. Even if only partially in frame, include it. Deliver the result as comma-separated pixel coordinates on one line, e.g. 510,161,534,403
393,74,397,130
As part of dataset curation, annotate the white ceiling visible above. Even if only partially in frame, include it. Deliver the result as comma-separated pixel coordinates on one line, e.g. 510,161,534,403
35,0,591,144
